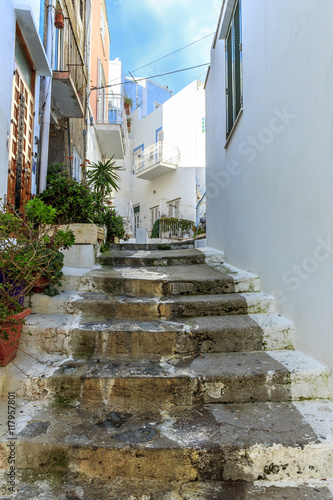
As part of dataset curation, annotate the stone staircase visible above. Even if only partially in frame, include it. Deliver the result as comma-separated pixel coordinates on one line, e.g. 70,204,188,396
0,243,333,499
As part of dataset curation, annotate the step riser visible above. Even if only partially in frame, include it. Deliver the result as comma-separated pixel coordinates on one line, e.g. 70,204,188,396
110,243,195,251
16,372,311,410
4,443,223,484
21,322,296,359
3,442,333,484
49,297,273,320
97,256,205,267
63,276,236,297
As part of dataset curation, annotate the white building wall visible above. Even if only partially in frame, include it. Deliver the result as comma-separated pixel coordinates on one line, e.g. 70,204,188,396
206,0,333,384
115,81,206,234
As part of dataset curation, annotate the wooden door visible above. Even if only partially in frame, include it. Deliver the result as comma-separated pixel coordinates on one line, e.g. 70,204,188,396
7,63,34,212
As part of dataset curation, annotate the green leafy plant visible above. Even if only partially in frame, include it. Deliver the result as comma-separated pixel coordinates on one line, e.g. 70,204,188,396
40,165,99,224
124,96,133,107
86,156,122,206
0,199,75,319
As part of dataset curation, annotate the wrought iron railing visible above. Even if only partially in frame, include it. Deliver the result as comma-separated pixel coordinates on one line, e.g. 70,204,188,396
134,141,180,175
159,218,194,240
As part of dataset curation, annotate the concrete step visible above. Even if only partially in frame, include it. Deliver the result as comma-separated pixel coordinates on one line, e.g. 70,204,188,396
21,313,297,358
4,351,328,410
110,240,195,251
1,478,332,500
27,291,275,319
97,248,206,267
1,399,333,485
61,263,260,297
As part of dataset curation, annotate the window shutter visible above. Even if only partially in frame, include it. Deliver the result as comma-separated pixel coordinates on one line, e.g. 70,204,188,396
225,0,242,139
233,2,242,117
226,31,233,136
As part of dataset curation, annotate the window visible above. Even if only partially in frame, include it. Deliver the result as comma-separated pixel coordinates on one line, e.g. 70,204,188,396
225,0,242,138
168,198,180,219
133,144,144,173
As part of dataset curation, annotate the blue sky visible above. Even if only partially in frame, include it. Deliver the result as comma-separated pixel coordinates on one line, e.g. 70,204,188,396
105,0,223,95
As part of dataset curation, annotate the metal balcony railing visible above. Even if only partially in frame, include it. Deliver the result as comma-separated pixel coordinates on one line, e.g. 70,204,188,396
134,141,180,175
96,93,125,126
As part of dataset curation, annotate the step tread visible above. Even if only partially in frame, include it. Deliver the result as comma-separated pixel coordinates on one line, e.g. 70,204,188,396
1,479,332,500
39,350,326,380
1,400,333,483
64,262,234,283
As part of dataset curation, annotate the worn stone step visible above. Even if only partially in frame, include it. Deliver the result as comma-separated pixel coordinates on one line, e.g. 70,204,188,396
21,313,296,358
27,291,274,319
110,240,195,251
61,261,259,297
1,478,332,499
1,399,333,485
5,351,328,409
97,248,206,267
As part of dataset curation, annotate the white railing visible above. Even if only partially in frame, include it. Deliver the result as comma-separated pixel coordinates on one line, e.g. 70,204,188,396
96,92,124,125
159,218,193,240
134,141,180,175
96,92,129,154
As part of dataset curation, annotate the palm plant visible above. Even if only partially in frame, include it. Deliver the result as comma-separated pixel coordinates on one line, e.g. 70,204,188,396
85,156,122,205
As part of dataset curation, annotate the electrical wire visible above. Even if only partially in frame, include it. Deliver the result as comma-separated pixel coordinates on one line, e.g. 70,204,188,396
103,31,215,89
91,62,210,92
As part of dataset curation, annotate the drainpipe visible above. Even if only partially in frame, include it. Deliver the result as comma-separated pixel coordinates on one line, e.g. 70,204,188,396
39,0,54,192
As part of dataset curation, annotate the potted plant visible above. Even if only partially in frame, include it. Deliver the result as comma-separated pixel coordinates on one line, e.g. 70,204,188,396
54,3,64,29
0,199,75,365
124,96,133,116
127,117,132,131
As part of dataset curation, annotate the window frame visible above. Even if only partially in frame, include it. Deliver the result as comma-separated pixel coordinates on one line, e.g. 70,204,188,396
225,0,243,141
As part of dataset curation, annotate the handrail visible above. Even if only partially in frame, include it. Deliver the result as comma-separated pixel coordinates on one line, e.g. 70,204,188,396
196,191,206,210
196,191,206,228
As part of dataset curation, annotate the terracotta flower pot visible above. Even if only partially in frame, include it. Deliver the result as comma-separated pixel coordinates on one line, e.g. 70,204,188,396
124,103,131,116
55,12,64,29
32,276,49,293
0,308,31,366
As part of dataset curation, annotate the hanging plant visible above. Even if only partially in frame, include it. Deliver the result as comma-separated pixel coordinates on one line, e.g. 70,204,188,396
55,4,64,29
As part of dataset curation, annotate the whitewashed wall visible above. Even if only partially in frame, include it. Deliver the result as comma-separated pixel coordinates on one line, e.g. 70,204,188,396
206,0,333,383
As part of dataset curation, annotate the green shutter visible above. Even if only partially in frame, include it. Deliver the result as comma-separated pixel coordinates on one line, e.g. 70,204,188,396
234,2,242,117
225,0,242,138
226,31,233,136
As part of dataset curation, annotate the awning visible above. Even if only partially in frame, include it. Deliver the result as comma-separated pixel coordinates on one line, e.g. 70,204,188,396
15,6,52,77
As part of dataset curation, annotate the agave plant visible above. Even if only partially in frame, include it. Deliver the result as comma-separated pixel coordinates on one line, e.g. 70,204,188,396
85,156,122,206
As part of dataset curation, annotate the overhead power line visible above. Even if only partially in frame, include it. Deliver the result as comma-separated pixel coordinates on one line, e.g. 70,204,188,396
103,32,215,89
129,32,215,75
91,63,210,92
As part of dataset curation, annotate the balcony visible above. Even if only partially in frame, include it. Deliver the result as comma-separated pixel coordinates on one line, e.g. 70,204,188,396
51,23,86,121
95,93,126,160
134,142,180,181
52,71,84,118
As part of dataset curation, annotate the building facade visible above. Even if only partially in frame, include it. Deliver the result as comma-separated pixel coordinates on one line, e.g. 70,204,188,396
113,79,206,237
206,0,333,385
